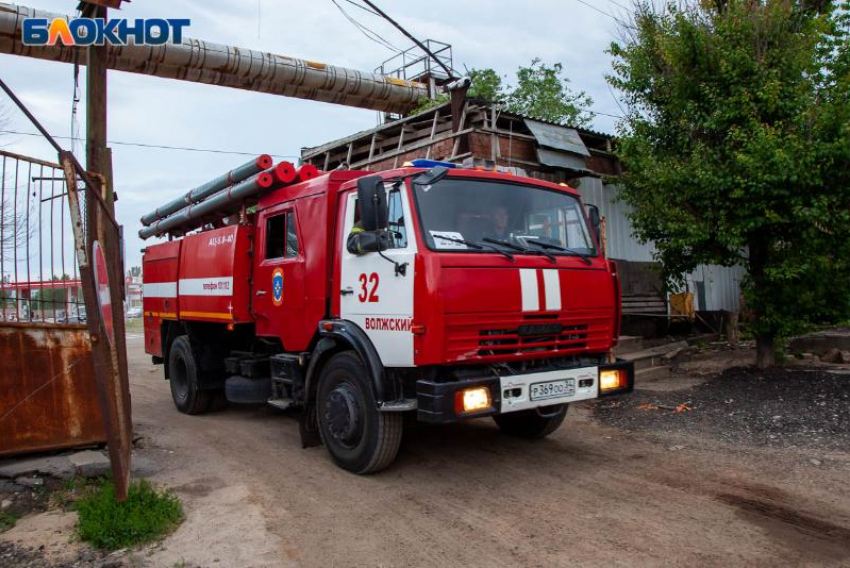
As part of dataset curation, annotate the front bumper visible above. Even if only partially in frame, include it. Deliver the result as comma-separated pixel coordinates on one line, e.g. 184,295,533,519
416,359,634,424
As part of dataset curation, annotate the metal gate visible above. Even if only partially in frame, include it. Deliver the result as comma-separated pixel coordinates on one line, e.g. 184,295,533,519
0,78,131,499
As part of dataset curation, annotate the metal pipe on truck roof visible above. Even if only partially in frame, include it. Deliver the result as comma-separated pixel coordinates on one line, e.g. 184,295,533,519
139,171,274,240
270,162,297,186
296,164,320,183
140,155,273,226
0,3,429,114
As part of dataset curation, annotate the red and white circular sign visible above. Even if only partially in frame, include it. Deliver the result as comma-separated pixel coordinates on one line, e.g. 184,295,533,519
92,241,115,347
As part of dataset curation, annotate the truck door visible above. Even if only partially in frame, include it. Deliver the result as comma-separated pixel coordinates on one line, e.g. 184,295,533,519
253,206,305,348
339,187,417,367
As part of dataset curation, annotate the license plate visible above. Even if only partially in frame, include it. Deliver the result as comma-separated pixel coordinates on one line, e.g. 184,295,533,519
530,379,576,401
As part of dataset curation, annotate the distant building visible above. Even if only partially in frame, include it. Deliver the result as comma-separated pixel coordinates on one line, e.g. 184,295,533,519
301,100,744,334
126,267,143,311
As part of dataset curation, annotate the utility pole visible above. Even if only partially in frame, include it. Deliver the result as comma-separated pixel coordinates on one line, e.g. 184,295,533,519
81,0,132,501
84,2,107,198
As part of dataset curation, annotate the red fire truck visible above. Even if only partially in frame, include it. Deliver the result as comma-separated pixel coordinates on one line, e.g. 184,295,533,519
142,159,633,473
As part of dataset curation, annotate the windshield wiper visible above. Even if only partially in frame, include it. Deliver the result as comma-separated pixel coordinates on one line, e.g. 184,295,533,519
483,237,556,263
524,240,594,266
434,235,515,262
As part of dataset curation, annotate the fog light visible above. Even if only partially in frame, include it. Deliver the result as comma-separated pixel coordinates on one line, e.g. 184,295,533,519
600,369,626,392
455,387,492,414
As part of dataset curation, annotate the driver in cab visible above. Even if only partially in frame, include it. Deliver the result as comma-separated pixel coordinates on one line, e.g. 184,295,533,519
481,205,511,241
347,203,388,255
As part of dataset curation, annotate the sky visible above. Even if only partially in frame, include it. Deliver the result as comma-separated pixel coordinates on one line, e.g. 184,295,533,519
0,0,630,272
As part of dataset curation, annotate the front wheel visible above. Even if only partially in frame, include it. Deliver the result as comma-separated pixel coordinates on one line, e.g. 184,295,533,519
493,404,568,439
316,352,402,474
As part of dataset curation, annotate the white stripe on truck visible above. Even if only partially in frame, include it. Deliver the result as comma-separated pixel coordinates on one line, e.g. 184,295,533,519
178,277,234,297
143,282,177,298
143,278,234,298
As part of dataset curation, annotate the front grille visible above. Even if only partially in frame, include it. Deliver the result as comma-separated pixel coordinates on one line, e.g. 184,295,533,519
445,311,613,363
478,324,588,355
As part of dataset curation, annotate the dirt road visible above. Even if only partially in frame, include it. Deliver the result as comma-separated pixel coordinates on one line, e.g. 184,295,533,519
125,336,850,567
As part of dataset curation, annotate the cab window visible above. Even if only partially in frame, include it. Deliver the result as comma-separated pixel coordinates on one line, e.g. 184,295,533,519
265,211,299,260
285,211,299,258
265,214,286,259
350,188,407,250
387,189,407,249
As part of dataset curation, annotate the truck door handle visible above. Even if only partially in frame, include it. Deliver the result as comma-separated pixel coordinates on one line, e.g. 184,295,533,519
256,290,267,296
341,288,354,296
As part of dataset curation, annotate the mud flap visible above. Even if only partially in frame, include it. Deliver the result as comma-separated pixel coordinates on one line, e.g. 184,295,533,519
299,404,322,448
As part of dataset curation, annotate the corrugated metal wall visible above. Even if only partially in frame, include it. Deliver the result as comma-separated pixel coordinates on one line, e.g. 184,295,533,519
575,177,743,312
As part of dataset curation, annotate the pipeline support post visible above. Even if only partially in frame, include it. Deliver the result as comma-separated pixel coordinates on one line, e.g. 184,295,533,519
83,1,132,501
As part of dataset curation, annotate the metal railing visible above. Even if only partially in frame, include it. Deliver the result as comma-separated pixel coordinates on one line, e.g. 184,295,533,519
0,149,89,324
376,39,455,84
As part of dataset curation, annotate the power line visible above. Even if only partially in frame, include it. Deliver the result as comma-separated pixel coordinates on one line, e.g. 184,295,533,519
359,0,456,79
571,0,618,20
0,130,298,159
330,0,401,53
603,0,631,12
343,0,380,16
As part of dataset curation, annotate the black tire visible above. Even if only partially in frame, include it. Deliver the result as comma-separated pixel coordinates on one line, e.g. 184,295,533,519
168,335,213,415
224,375,272,404
494,404,568,439
316,352,402,474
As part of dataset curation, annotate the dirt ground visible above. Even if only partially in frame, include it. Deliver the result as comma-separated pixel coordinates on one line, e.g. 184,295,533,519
6,337,850,567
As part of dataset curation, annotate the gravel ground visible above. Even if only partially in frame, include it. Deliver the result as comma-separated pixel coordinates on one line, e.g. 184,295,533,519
594,366,850,451
0,542,108,568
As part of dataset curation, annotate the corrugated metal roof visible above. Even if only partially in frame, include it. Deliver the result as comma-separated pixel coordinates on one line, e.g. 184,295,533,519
524,119,591,157
536,149,592,173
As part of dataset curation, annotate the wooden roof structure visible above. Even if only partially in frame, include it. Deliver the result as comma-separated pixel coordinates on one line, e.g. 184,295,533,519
300,99,622,185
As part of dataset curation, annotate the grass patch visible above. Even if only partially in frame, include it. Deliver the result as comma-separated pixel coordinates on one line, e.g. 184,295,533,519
75,479,183,550
124,318,144,335
0,511,17,532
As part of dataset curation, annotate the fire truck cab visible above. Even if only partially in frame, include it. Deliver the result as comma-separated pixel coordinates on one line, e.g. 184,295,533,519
143,160,633,474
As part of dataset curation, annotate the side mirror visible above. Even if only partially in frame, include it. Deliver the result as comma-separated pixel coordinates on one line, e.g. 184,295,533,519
357,176,388,231
586,204,602,243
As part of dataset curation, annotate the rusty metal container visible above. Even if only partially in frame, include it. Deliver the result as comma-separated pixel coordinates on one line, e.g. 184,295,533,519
0,323,106,457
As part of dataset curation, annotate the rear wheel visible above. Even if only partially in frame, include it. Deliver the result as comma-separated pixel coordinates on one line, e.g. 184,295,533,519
494,404,568,439
317,352,402,474
168,335,212,415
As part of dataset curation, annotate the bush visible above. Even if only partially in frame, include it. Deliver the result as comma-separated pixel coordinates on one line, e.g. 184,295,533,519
75,479,183,550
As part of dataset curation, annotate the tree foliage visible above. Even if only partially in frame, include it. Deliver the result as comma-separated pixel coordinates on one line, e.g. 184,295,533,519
505,59,594,126
411,60,593,126
609,0,850,366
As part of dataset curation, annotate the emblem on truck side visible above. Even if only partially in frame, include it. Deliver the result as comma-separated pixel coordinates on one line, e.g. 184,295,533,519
272,268,284,306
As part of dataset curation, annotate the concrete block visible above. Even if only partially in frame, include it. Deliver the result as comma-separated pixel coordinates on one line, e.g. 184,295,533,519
0,456,75,480
68,450,111,478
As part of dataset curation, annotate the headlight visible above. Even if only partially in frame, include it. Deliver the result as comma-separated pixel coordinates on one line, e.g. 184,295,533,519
600,369,628,392
455,387,492,413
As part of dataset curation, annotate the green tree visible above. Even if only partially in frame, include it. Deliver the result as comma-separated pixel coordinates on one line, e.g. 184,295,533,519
411,61,593,127
609,1,850,367
30,274,71,313
467,68,504,101
0,276,10,310
506,59,593,127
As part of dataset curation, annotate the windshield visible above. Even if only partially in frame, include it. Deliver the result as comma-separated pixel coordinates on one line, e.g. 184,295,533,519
413,178,597,256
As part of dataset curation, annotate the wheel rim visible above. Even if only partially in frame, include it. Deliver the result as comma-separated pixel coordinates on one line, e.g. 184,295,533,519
323,381,363,449
172,356,189,401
